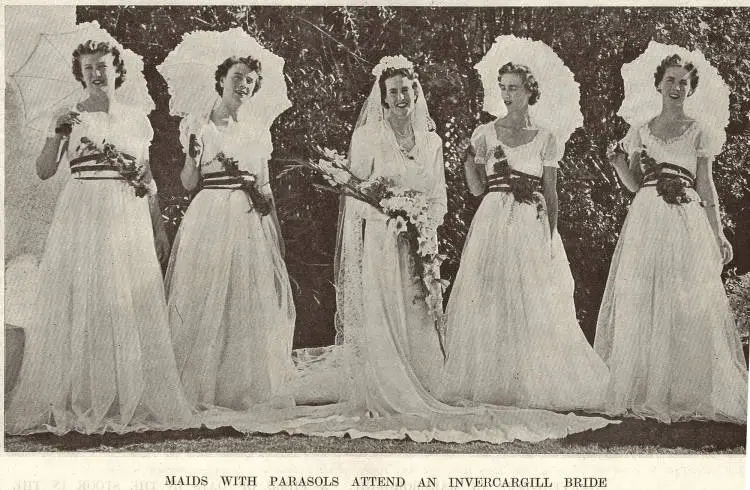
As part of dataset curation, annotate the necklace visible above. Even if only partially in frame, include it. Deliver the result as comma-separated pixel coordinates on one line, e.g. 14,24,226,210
388,120,415,159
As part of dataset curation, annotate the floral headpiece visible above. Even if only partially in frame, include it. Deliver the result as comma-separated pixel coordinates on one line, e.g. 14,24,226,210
372,55,414,78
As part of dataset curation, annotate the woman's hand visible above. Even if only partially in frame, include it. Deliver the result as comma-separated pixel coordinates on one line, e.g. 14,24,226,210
188,133,202,159
607,140,641,193
54,111,81,137
606,141,628,168
147,192,170,267
154,228,171,267
456,137,472,162
181,137,202,191
718,233,734,265
37,109,77,179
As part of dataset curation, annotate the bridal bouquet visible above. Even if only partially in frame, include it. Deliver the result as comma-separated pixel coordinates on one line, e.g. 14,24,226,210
294,147,383,210
77,137,150,197
296,148,450,332
378,186,450,325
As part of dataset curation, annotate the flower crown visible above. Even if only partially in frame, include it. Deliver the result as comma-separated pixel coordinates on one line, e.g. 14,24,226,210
372,55,414,78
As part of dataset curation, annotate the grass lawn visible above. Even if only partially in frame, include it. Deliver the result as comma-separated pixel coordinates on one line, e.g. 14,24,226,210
4,418,746,454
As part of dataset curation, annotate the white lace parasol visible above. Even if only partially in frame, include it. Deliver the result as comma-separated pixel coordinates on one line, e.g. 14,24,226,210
475,35,583,161
156,28,291,129
618,40,730,158
10,19,154,134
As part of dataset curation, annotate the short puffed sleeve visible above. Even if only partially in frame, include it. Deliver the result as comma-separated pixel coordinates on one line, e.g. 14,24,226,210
693,122,723,159
139,112,155,163
540,130,559,168
469,123,490,166
620,124,644,155
178,112,208,156
118,105,154,164
249,125,273,162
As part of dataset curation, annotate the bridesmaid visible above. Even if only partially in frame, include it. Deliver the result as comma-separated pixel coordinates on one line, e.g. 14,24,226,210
595,54,747,423
5,40,193,435
439,61,609,411
165,55,296,410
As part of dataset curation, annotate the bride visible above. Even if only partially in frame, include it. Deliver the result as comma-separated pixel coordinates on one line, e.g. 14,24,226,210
335,55,448,402
202,56,617,443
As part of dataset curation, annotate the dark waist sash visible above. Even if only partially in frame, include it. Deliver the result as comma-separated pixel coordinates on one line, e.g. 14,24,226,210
200,170,252,190
69,153,134,181
199,170,272,216
487,171,542,193
641,162,696,188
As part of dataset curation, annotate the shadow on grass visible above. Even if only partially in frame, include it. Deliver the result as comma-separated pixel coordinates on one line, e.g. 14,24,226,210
4,417,746,453
5,426,246,452
562,417,746,452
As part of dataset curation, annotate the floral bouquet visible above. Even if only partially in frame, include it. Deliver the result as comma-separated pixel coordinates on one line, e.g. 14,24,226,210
639,147,692,205
77,137,150,197
294,148,450,354
379,187,450,324
213,152,272,215
295,147,383,209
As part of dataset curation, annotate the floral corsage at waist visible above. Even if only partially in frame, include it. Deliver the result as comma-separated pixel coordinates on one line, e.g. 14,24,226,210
76,137,152,197
491,145,545,219
208,152,272,215
639,147,694,205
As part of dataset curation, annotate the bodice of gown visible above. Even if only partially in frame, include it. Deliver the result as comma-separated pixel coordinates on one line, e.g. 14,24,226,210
349,122,447,222
625,120,706,176
193,118,273,179
64,102,152,172
470,121,558,178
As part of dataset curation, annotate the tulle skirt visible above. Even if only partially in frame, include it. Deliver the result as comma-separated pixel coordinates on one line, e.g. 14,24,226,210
5,179,195,435
438,192,609,411
196,214,618,444
165,189,297,411
594,187,748,423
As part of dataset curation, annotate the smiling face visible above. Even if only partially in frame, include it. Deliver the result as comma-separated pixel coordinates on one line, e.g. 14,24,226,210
79,52,117,96
498,73,531,114
658,65,692,107
383,74,416,119
220,62,260,108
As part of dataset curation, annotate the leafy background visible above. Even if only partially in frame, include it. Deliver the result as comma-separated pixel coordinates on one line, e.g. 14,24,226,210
78,6,750,348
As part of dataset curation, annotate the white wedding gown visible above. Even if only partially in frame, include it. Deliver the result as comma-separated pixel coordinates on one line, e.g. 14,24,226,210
200,120,618,443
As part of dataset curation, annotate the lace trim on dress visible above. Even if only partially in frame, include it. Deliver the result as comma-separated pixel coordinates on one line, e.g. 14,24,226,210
492,127,541,151
644,119,697,145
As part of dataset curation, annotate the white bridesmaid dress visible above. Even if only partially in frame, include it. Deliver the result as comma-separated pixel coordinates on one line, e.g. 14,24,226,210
595,121,748,424
5,103,194,435
166,114,297,411
438,121,610,412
